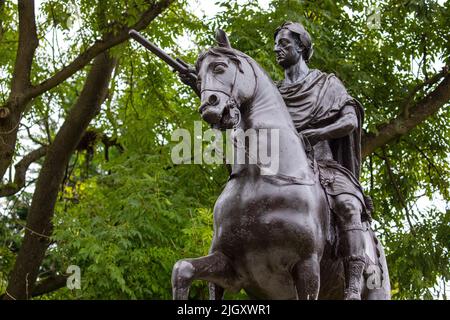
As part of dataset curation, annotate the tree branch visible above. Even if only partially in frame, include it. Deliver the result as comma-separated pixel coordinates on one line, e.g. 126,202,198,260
4,51,117,300
0,0,38,180
0,0,6,41
10,0,38,96
31,274,68,297
0,145,48,197
362,68,450,158
26,0,173,100
0,0,173,184
0,274,68,299
401,65,449,118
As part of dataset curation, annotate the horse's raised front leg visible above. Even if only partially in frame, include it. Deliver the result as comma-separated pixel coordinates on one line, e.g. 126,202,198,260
171,251,238,300
292,254,320,300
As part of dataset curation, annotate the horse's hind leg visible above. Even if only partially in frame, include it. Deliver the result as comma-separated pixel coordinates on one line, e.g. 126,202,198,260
209,282,225,300
171,251,238,300
292,254,320,300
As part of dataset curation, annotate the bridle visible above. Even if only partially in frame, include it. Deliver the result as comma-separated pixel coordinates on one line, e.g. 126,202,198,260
200,55,259,130
199,53,314,186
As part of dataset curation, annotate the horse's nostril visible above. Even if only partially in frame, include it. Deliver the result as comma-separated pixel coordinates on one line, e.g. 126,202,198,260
208,94,219,106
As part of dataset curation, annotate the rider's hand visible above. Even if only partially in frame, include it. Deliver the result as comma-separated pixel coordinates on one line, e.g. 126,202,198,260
177,70,201,98
301,128,324,146
178,71,197,88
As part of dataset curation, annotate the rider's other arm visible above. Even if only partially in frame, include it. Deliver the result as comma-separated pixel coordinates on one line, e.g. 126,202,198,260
302,105,358,144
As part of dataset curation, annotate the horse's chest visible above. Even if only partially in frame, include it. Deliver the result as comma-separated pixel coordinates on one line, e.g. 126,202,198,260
212,179,318,255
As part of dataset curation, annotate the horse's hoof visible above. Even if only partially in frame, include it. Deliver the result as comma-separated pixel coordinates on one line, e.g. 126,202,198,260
173,287,190,300
344,289,361,300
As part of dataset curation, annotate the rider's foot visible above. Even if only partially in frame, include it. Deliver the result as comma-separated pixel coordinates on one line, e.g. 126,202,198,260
343,256,365,300
344,288,361,300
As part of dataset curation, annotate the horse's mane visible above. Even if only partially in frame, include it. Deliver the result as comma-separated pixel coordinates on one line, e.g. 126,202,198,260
195,47,252,73
195,46,277,94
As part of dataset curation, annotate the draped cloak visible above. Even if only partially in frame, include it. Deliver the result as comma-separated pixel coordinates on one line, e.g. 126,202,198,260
277,69,372,222
277,69,364,179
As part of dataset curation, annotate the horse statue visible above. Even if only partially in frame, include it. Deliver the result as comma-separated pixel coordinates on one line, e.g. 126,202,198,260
171,30,390,300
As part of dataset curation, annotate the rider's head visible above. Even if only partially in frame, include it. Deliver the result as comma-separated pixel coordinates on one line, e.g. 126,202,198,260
274,21,313,68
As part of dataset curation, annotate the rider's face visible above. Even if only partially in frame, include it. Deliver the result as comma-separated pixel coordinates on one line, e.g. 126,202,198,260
274,29,302,69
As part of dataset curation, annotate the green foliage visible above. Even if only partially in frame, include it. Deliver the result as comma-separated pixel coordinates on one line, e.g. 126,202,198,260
50,152,222,299
0,0,449,299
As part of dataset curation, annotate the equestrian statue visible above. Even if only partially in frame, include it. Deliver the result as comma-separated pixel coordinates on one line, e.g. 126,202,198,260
130,21,391,300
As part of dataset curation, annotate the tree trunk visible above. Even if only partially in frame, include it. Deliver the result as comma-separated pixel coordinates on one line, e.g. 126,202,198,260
3,52,116,300
0,0,38,179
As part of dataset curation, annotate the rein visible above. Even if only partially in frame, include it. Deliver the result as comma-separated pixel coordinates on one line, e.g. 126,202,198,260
216,57,315,186
200,55,259,121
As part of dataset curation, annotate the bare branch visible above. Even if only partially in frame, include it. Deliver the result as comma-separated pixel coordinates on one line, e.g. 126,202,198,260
0,274,68,299
0,0,6,41
10,0,38,95
0,0,38,179
26,0,174,100
362,69,450,158
31,274,68,297
401,65,449,118
0,145,48,197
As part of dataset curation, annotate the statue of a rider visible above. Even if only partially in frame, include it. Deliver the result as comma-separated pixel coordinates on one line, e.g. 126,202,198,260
179,21,372,300
273,21,372,300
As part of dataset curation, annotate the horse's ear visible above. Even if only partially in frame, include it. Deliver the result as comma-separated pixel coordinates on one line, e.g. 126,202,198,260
215,29,231,48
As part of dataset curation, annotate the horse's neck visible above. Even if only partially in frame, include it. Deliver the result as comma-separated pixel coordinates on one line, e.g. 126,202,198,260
231,69,313,180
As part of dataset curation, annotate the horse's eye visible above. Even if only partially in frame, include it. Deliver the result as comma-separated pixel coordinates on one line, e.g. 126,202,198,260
213,64,226,74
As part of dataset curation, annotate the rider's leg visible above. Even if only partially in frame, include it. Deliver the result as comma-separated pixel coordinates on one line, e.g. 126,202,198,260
292,253,320,300
334,194,366,300
172,251,239,300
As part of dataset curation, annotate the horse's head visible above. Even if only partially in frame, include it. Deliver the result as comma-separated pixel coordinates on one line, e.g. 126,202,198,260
195,30,257,130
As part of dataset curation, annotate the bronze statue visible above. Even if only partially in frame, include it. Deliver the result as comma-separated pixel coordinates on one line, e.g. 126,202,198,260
129,23,391,299
274,21,374,300
170,27,390,300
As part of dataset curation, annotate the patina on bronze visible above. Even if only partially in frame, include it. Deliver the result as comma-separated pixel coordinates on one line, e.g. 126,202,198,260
168,27,390,300
274,21,375,300
132,25,391,300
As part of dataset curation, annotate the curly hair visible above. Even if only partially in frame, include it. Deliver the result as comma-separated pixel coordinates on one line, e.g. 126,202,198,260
195,47,244,73
274,21,314,63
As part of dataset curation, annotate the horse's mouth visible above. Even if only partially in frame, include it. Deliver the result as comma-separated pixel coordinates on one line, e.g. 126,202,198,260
206,111,235,131
201,100,240,130
218,100,241,130
217,114,237,130
276,53,285,61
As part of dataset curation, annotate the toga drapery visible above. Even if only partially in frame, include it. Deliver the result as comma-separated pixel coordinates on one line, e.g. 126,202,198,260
277,69,372,220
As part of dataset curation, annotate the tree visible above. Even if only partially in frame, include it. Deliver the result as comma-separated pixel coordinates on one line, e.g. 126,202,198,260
0,0,448,299
0,0,178,300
